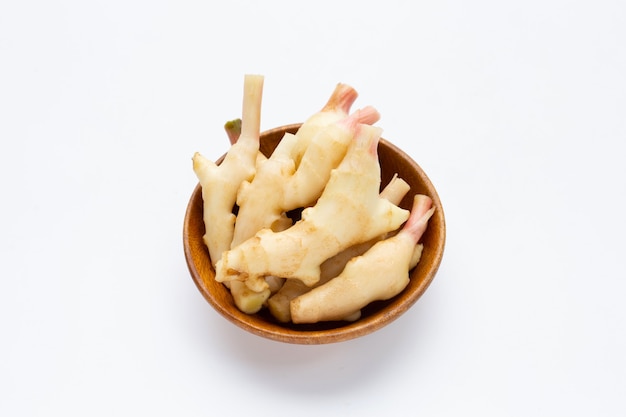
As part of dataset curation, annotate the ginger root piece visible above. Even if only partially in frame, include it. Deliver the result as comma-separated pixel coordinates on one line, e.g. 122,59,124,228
231,107,379,248
281,106,380,210
229,132,298,248
229,281,270,314
289,83,358,167
192,74,264,266
228,205,292,313
290,194,435,324
215,123,410,291
267,174,410,323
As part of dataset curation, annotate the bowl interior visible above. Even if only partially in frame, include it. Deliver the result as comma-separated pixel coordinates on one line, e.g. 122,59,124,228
183,124,445,344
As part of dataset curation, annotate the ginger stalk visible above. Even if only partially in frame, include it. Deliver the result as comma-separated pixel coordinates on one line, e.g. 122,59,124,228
290,194,435,324
224,118,267,166
215,123,410,291
192,74,264,266
379,173,411,203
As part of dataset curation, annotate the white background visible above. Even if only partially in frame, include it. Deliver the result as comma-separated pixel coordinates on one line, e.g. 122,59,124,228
1,0,625,415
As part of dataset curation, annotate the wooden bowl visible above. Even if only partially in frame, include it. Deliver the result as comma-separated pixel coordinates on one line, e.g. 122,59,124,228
183,124,446,344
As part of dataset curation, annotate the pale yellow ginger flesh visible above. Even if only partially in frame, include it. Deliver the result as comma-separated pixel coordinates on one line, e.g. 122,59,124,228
192,74,264,266
214,123,410,291
290,194,435,324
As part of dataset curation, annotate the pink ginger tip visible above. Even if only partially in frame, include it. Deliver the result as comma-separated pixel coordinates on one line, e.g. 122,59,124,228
322,83,358,114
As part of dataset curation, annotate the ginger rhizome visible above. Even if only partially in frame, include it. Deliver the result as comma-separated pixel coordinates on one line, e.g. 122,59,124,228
266,174,411,323
290,194,435,324
231,106,380,248
191,76,434,322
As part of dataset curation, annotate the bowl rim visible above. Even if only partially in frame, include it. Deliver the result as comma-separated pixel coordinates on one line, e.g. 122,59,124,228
183,123,446,344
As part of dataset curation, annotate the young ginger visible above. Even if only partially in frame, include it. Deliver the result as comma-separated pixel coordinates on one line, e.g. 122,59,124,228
214,123,410,292
231,107,380,248
223,118,241,145
290,194,435,324
281,106,380,210
230,83,360,248
230,131,298,248
289,83,358,167
192,74,264,266
229,111,379,314
267,174,411,323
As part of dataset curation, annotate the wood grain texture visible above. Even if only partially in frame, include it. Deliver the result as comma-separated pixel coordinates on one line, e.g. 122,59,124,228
183,124,446,344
